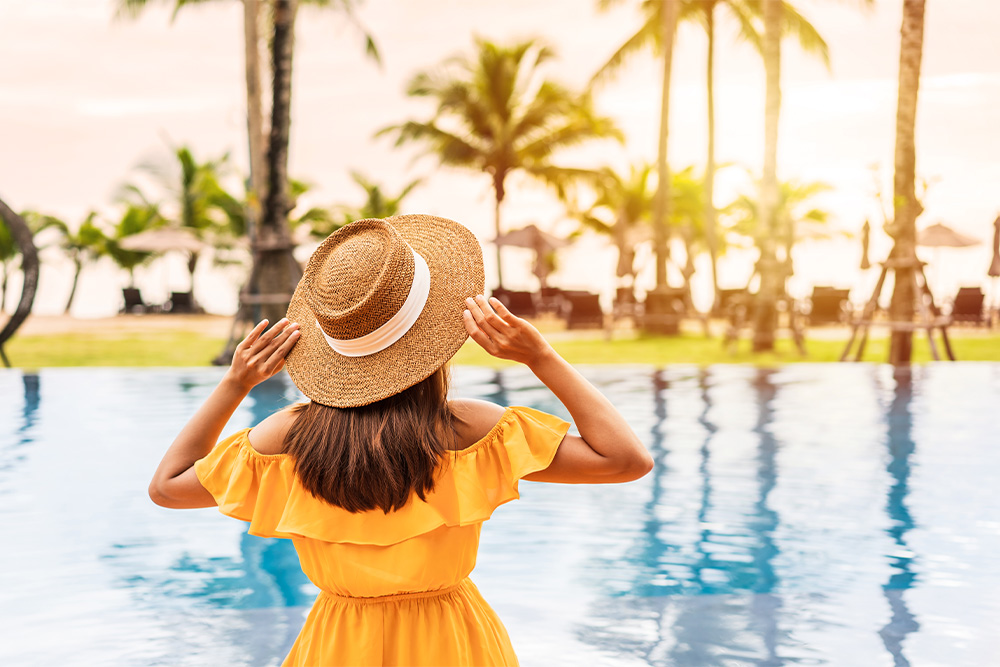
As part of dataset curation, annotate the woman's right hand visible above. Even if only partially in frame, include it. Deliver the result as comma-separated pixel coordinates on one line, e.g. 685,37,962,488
463,295,554,367
226,318,301,392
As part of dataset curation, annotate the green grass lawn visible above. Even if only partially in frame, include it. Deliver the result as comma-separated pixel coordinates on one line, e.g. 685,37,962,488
5,328,999,368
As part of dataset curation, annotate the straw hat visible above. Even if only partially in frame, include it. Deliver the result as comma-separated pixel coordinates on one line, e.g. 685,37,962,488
284,214,484,407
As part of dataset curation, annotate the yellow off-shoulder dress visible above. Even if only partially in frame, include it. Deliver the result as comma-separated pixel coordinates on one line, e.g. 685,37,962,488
194,405,570,667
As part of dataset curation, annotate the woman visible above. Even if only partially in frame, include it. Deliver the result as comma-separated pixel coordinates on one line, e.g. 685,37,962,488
149,214,652,666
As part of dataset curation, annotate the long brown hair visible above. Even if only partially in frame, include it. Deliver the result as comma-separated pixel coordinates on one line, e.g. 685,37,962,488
284,366,455,513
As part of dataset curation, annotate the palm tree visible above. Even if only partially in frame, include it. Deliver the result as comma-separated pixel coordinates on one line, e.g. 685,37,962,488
33,212,107,314
115,0,379,246
380,37,622,290
313,171,422,239
125,145,234,296
886,0,927,365
574,163,655,298
752,0,870,350
726,177,836,267
592,0,683,294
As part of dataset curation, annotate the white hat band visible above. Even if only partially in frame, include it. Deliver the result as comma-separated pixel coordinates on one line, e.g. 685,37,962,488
316,247,431,358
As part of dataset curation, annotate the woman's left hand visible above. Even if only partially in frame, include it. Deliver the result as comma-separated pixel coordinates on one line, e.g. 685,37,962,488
225,318,301,391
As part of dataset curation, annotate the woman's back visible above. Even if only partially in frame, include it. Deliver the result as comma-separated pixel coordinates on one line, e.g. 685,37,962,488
193,405,570,665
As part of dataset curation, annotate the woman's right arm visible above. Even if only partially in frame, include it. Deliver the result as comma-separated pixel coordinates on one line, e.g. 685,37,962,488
463,295,653,484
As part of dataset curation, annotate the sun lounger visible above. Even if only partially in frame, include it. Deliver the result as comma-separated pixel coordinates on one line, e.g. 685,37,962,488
807,286,851,326
950,287,986,326
564,291,605,330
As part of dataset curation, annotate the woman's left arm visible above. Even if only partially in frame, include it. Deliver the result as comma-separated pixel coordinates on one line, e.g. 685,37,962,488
148,318,300,509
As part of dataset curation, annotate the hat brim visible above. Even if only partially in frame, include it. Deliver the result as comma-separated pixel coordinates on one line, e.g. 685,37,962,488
284,214,485,407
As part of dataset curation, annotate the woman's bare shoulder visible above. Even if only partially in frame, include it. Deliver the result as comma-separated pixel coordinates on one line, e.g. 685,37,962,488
246,403,305,455
448,398,508,450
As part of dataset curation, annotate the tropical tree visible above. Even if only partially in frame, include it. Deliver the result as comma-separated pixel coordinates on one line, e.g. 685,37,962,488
316,171,422,238
116,0,380,245
752,0,871,350
573,163,655,299
380,37,622,290
32,212,107,314
726,177,836,267
885,0,927,365
125,145,235,295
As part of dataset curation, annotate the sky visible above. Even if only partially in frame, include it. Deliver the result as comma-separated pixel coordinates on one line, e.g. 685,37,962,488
1,0,998,316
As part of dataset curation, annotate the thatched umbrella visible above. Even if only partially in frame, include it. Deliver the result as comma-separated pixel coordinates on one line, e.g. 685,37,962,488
917,222,980,248
493,224,568,289
119,227,207,293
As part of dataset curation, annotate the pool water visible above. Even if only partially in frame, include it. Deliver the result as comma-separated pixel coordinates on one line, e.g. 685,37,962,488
2,364,999,666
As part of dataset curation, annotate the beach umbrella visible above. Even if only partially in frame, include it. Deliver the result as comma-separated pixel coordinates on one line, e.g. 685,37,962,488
493,224,569,288
917,222,980,248
119,227,206,294
988,215,1000,278
493,224,568,252
860,219,871,270
119,227,206,254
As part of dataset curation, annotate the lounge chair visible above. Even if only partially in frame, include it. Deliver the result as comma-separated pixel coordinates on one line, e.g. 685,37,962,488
806,286,851,326
613,287,641,320
714,288,751,320
564,291,605,330
165,291,197,314
120,287,160,314
490,289,538,318
641,288,686,335
537,287,565,315
950,287,986,326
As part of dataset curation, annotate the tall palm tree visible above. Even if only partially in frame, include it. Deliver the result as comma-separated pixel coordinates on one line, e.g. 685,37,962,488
116,0,379,245
694,0,828,312
33,212,107,314
380,38,622,290
752,0,859,350
886,0,927,365
592,0,685,294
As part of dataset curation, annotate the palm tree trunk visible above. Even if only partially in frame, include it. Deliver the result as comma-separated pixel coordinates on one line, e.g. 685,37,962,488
752,0,783,352
887,0,926,365
651,0,679,290
0,197,40,367
187,251,199,296
494,191,504,290
65,257,82,315
1,263,8,312
256,0,301,325
243,0,268,243
704,0,721,312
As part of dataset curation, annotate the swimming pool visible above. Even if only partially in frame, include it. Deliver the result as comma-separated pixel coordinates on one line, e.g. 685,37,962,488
2,363,998,666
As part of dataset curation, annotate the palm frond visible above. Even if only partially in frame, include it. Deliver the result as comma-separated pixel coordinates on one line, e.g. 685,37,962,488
589,21,657,88
782,2,830,69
